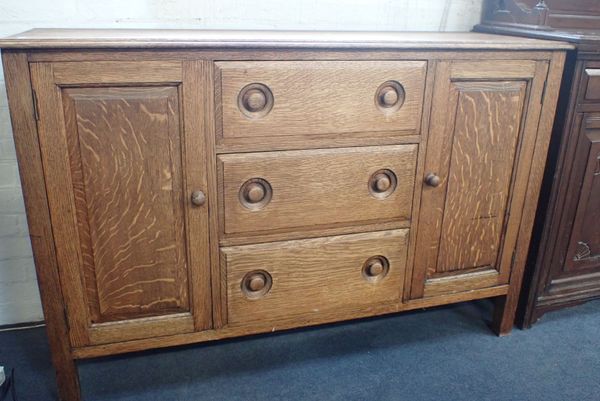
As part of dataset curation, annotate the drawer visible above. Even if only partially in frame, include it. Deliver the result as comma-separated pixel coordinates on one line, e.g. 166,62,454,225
584,68,600,101
216,61,427,139
218,144,417,236
222,229,408,326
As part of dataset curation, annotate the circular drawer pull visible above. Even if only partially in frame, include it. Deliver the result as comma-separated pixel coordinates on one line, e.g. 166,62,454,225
379,86,399,107
243,89,267,112
424,173,441,188
375,81,405,113
242,270,272,299
362,256,390,283
239,178,272,210
366,260,384,277
238,83,274,118
244,182,266,204
190,190,206,207
369,169,397,199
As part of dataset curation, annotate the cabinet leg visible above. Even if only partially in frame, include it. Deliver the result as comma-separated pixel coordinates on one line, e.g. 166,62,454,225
54,356,81,401
490,295,516,336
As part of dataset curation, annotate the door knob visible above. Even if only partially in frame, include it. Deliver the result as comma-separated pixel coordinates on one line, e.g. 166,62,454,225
424,173,441,188
191,190,206,206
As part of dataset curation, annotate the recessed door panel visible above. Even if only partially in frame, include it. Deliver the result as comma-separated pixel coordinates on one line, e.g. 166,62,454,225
62,87,188,323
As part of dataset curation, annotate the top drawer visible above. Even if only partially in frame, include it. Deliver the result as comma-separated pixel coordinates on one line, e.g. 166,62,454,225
216,61,427,139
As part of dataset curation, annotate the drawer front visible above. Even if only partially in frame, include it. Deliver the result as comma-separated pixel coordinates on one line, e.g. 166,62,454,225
218,145,417,236
216,61,427,139
223,229,408,326
584,69,600,101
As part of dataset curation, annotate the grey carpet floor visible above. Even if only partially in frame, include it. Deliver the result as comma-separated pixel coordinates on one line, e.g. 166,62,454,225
1,299,599,401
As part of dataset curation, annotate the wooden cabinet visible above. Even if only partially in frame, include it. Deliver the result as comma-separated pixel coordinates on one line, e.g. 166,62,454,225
476,0,600,326
0,30,567,401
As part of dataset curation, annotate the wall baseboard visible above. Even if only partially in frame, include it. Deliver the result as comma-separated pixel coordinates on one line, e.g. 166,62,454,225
0,320,45,332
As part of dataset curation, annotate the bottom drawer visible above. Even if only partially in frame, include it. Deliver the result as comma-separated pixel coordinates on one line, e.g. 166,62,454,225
222,229,408,326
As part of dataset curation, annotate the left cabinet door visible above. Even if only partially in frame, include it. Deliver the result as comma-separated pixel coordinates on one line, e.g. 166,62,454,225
30,61,212,346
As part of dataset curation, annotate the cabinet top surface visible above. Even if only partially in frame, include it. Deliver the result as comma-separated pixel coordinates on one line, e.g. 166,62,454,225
0,29,573,50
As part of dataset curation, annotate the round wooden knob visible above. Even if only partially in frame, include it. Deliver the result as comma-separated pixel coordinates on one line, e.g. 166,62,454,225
238,83,273,118
366,260,384,277
242,88,267,112
369,169,397,199
362,256,389,282
242,270,272,299
424,173,441,188
191,190,206,206
239,178,272,210
247,273,266,292
373,173,392,193
243,182,266,204
379,86,399,107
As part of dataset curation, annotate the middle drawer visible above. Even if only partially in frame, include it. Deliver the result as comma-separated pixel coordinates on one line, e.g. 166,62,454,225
218,144,418,236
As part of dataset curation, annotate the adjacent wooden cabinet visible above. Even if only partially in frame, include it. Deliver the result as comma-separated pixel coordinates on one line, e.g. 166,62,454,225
0,30,568,401
476,0,600,326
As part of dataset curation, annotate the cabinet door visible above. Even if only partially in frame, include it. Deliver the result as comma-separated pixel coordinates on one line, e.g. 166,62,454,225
564,114,600,272
411,60,548,298
30,61,212,346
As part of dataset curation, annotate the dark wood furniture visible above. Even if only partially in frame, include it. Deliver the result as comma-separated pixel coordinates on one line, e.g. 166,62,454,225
0,29,568,401
476,1,600,327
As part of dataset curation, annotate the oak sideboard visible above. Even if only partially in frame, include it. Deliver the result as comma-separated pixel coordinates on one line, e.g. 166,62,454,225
0,30,569,401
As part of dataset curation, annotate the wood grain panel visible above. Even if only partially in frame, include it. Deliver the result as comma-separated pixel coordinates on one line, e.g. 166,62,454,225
411,61,453,299
30,62,92,347
182,61,215,331
216,61,426,139
423,268,501,298
437,82,525,273
89,313,193,345
450,60,536,79
52,61,182,84
218,145,417,236
62,86,190,323
222,230,408,326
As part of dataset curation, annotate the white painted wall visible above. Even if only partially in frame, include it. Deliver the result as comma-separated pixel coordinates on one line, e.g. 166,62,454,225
0,0,483,325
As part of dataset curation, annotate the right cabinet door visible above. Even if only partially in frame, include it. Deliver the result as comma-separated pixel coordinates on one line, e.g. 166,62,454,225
411,59,548,299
